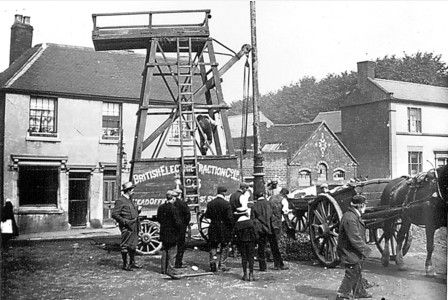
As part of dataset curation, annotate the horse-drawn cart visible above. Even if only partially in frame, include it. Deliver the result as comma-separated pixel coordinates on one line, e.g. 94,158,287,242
288,179,412,267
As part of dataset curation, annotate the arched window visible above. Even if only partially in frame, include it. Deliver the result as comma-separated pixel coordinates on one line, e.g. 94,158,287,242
298,170,311,187
333,169,345,181
317,163,327,181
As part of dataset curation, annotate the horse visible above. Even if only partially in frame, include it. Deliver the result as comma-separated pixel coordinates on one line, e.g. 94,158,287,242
379,164,448,276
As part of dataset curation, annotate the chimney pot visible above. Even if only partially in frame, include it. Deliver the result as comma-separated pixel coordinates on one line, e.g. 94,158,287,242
23,16,31,24
357,61,376,91
14,14,23,23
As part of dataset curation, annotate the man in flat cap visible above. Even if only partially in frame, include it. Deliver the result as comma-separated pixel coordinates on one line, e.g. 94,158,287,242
336,194,372,299
173,188,191,269
204,186,233,272
112,181,141,271
157,190,183,278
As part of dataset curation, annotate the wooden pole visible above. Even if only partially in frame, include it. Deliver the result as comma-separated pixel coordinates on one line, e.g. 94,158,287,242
250,1,265,196
116,109,123,201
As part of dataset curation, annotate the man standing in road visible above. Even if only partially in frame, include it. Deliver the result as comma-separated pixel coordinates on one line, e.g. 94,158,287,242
157,190,183,278
270,188,294,239
204,186,233,272
112,181,142,271
336,194,372,299
230,182,249,216
253,192,288,271
173,188,191,269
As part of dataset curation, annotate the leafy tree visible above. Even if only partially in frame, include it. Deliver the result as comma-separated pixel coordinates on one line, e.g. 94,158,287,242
229,52,448,124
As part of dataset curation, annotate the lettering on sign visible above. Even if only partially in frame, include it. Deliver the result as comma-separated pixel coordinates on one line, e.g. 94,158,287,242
133,163,240,185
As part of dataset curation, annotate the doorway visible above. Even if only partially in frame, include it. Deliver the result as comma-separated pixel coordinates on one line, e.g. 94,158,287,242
69,172,90,227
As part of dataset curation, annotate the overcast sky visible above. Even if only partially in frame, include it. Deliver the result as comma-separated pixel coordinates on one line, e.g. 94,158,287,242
1,1,448,102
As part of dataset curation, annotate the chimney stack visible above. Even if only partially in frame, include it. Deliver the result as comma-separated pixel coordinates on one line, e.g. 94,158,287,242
9,14,33,65
357,61,375,91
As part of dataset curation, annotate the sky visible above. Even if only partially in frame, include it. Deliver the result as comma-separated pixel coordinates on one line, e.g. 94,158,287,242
1,0,448,103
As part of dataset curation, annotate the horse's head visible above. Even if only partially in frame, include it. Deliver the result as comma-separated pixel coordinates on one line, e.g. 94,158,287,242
421,165,448,202
435,164,448,202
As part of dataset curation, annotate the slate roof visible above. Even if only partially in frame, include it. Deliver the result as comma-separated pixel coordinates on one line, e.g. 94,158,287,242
312,110,341,133
371,78,448,105
0,43,212,104
228,112,273,138
261,122,321,157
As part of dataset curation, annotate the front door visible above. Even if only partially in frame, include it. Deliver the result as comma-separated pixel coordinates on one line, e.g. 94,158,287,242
103,169,117,224
69,172,90,227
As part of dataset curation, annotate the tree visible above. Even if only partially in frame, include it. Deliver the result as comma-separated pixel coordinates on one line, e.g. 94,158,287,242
229,52,448,124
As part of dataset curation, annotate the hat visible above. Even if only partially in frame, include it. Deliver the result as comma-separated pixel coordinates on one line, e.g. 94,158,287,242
351,194,367,205
321,183,329,188
173,188,183,196
166,190,177,197
280,188,289,195
217,186,227,194
121,181,135,192
240,182,249,189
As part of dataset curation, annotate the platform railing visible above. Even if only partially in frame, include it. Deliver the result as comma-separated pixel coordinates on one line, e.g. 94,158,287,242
92,9,211,31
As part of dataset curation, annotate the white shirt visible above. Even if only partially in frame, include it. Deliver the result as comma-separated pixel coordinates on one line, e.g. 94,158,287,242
236,191,251,221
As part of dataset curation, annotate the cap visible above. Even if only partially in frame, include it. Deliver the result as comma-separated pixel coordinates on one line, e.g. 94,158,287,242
351,194,367,205
321,183,329,188
173,188,182,196
217,186,228,194
280,188,289,195
121,181,135,192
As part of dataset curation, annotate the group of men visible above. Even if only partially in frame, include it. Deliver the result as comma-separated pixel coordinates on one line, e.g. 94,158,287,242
112,182,190,276
112,179,374,298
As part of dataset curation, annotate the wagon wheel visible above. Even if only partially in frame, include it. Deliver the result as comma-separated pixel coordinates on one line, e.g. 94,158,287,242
309,195,343,268
198,212,210,241
290,211,308,239
136,220,162,255
372,218,412,260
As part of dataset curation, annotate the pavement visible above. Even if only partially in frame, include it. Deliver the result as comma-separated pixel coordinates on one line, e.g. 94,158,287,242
11,225,121,243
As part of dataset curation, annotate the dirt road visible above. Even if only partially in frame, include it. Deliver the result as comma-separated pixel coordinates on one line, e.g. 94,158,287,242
2,226,446,299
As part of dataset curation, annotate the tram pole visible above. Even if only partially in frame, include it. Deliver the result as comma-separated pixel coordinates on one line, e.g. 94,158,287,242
250,1,265,196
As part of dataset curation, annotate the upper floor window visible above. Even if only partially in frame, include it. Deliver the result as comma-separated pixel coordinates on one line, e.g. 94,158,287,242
317,163,328,181
298,170,311,187
333,169,345,181
102,102,121,139
408,151,422,176
29,96,57,136
435,151,448,168
407,107,421,133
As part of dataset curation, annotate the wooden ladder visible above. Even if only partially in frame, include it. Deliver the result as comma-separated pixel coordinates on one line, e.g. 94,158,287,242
177,37,200,209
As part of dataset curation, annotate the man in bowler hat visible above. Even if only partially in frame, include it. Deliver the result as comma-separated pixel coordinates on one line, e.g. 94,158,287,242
204,186,233,272
336,194,372,299
112,181,141,271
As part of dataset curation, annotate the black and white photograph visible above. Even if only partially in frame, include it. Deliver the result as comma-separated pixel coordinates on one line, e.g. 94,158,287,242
0,1,447,299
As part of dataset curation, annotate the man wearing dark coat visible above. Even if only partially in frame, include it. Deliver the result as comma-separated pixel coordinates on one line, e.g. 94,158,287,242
112,182,141,271
336,194,372,299
204,186,233,272
173,188,191,268
253,192,288,271
157,190,183,277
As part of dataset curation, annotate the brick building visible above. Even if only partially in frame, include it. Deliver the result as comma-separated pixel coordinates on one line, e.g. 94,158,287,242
341,61,448,178
240,122,358,191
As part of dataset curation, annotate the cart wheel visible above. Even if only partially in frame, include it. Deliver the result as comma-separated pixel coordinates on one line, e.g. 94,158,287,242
136,220,162,255
373,218,412,260
291,212,308,237
198,212,210,241
309,194,342,268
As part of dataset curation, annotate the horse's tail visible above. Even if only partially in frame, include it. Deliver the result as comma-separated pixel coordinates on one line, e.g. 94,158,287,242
380,176,408,207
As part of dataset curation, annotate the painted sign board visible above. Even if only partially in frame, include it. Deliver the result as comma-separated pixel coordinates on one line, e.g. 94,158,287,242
132,156,240,217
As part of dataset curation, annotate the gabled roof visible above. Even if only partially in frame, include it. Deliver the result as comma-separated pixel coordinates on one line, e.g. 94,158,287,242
261,122,321,157
312,110,341,133
0,43,212,104
371,78,448,105
228,111,273,138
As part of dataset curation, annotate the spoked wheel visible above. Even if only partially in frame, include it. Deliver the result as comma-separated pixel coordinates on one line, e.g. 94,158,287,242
136,220,162,255
373,218,412,260
309,195,343,268
198,212,210,241
290,212,308,239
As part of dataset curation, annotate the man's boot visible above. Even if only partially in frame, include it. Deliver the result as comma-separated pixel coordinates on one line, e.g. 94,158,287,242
248,270,257,281
121,252,132,271
129,249,142,269
241,260,248,281
259,260,267,272
210,262,217,272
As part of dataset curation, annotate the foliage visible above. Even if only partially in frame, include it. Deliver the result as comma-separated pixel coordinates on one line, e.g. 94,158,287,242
229,52,448,124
